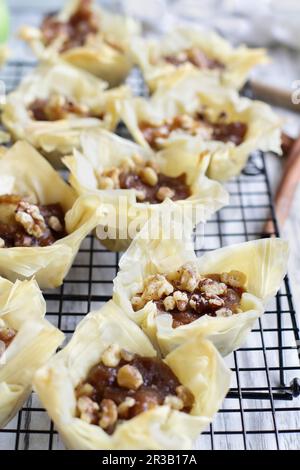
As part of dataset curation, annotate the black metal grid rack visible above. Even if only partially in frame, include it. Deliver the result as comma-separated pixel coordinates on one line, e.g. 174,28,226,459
0,61,299,450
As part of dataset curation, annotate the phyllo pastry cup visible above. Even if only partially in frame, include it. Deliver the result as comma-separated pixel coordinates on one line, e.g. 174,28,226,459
130,27,267,92
63,129,229,251
33,300,231,450
0,277,64,428
113,208,288,356
120,71,281,181
0,141,102,288
19,0,140,87
1,60,129,166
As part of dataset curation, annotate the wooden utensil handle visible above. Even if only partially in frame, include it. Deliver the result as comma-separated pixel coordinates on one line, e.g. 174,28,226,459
251,79,300,113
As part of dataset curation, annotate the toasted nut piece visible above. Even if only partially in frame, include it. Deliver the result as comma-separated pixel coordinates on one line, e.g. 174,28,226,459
48,216,63,232
146,160,159,171
163,295,176,311
99,399,118,429
142,274,174,301
15,201,47,238
200,278,227,296
0,237,5,248
220,270,247,289
117,397,136,418
156,186,175,201
140,167,158,187
98,176,115,190
173,291,189,311
101,344,121,367
131,295,146,311
135,189,146,202
120,157,135,171
77,396,99,424
132,153,144,166
117,364,143,390
103,168,120,188
164,395,184,410
176,385,194,408
189,294,208,314
75,383,95,398
179,263,199,292
208,296,224,308
120,349,135,362
215,307,233,317
0,326,16,345
179,114,195,130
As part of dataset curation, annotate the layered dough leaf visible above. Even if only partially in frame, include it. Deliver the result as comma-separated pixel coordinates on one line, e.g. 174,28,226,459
19,0,140,86
63,129,228,251
0,141,103,287
120,71,281,181
113,205,288,356
131,27,267,92
0,277,64,428
34,300,231,450
1,60,130,165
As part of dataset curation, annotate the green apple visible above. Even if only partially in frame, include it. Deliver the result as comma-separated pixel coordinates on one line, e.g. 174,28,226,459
0,0,9,44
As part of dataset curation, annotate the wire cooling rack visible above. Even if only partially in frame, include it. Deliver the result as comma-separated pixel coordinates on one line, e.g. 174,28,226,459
0,61,299,451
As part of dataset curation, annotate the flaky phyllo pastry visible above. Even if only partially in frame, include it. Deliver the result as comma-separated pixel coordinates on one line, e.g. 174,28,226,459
34,300,231,450
1,60,129,165
0,277,64,428
120,71,281,181
113,208,288,356
130,27,267,92
19,0,140,86
63,129,229,251
0,141,102,288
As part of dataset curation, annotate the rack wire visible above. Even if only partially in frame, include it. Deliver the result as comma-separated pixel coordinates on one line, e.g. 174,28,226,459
0,61,299,450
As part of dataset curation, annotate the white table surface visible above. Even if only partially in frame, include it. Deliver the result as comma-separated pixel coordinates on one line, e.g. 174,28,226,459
0,8,299,451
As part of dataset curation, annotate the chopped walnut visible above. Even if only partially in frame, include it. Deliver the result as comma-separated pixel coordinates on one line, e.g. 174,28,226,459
99,399,118,430
163,295,176,311
101,344,121,368
173,291,189,311
208,296,224,308
141,274,174,302
120,349,135,362
156,186,175,201
139,167,158,187
48,216,63,232
177,263,200,292
15,201,47,238
200,278,227,297
117,364,143,390
131,295,146,311
117,397,136,418
164,395,184,410
176,385,194,408
98,176,115,190
220,270,247,289
77,396,99,424
135,189,146,202
75,382,95,398
215,307,233,317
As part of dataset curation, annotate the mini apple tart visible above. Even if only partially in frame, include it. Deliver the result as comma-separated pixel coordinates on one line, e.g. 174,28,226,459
34,300,230,450
0,276,64,428
0,141,102,288
120,73,281,181
19,0,140,87
1,60,129,166
113,209,288,356
63,129,229,251
130,27,267,92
